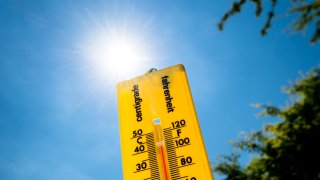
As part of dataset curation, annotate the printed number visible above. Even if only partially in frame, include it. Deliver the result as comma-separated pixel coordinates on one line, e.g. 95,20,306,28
134,145,145,153
171,119,186,128
181,156,193,165
136,162,147,171
175,137,190,146
133,129,143,137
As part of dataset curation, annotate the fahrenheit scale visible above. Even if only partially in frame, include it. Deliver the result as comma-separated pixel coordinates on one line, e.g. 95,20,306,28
116,64,213,180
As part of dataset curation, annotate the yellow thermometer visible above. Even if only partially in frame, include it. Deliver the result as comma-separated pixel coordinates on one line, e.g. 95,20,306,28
116,64,213,180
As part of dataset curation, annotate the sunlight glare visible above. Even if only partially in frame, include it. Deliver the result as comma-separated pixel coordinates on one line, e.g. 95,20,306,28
80,19,154,83
92,36,149,80
106,40,146,73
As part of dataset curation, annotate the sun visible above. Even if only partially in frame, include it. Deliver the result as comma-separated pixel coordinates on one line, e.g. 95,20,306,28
78,18,154,83
92,36,149,79
83,32,151,81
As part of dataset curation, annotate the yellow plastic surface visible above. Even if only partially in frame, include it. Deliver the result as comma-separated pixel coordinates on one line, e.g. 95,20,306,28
116,64,213,180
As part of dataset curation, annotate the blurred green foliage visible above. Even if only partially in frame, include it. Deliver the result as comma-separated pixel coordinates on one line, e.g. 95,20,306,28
217,0,320,44
213,67,320,179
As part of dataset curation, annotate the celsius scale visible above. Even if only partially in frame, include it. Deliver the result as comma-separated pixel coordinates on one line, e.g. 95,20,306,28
116,64,213,180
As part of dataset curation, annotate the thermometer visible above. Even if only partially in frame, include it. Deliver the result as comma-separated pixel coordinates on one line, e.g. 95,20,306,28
116,64,213,180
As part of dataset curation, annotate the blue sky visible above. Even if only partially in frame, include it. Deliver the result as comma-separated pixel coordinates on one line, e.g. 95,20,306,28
0,0,319,179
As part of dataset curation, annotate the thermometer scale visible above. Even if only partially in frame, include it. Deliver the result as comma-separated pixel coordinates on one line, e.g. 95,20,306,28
116,64,213,180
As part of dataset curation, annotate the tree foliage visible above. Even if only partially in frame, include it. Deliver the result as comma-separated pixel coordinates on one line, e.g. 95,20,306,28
218,0,320,44
213,67,320,179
